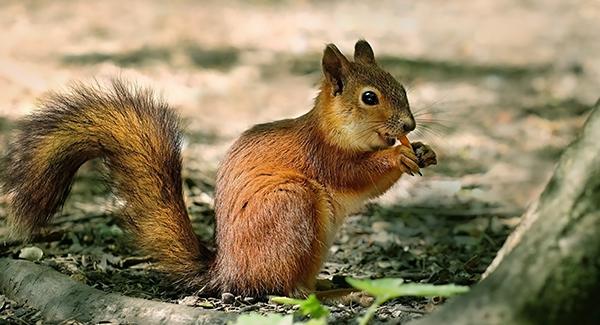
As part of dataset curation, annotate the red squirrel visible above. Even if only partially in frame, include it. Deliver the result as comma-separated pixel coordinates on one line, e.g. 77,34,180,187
1,40,437,298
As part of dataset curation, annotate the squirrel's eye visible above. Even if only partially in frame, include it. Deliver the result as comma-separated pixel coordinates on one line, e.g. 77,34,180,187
361,91,379,106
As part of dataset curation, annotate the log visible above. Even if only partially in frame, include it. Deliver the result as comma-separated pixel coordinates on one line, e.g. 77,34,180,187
414,103,600,324
0,258,235,324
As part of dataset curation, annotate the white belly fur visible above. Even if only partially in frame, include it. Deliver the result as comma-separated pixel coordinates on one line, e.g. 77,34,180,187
325,190,374,246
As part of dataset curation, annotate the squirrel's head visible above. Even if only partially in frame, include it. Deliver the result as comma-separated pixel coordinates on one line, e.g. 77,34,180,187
317,40,415,152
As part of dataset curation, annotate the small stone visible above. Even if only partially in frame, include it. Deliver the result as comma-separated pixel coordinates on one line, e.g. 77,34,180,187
243,296,256,304
178,296,199,306
329,245,340,254
221,292,235,304
371,231,394,243
377,261,393,269
18,246,43,261
372,221,391,232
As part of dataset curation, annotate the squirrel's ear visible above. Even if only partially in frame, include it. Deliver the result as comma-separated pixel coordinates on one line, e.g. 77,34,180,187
322,44,349,96
354,40,376,65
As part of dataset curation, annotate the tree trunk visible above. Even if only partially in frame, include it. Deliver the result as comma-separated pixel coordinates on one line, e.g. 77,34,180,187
0,258,235,324
414,103,600,325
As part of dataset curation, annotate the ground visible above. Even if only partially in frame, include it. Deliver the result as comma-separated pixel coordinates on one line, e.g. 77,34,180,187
0,0,598,324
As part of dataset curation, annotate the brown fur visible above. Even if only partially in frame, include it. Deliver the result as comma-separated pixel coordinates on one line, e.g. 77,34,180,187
1,40,432,297
0,80,212,284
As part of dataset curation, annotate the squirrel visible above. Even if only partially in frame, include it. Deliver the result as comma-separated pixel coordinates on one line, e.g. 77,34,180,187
1,40,436,298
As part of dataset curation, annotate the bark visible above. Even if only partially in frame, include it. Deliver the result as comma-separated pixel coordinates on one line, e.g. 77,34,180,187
0,258,235,324
414,103,600,325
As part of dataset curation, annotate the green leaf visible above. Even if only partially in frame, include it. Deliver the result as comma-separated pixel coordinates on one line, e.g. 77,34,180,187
230,313,293,325
270,296,306,305
346,278,404,299
346,277,468,300
271,294,329,319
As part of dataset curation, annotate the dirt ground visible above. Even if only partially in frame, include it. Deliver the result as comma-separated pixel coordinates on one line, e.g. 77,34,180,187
0,0,598,324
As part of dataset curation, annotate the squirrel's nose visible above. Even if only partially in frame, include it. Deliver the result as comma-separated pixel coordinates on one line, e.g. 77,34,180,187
402,119,416,133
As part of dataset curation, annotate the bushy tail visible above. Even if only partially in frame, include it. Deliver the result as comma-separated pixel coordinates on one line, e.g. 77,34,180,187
1,80,212,285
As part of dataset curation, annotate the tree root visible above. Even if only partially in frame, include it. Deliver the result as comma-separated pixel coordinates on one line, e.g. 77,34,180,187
413,103,600,324
0,258,235,324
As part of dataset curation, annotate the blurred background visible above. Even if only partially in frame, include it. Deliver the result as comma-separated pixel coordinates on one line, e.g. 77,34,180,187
0,0,598,320
1,0,598,210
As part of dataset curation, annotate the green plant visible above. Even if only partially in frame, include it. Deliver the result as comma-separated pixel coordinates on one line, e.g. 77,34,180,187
271,294,329,321
256,279,468,325
346,278,469,325
232,294,328,325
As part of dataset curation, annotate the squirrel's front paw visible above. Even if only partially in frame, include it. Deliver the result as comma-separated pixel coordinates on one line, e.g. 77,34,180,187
411,142,437,168
396,145,421,175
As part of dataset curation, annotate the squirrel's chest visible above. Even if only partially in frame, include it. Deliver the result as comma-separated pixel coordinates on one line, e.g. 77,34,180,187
329,189,374,220
322,189,375,247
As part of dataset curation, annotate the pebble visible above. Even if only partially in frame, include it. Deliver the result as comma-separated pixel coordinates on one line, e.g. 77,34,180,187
243,296,256,304
18,246,43,262
371,221,391,232
221,292,235,304
178,296,199,306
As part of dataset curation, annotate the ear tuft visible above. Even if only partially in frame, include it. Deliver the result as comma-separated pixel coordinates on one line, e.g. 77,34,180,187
354,40,375,64
322,44,349,96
